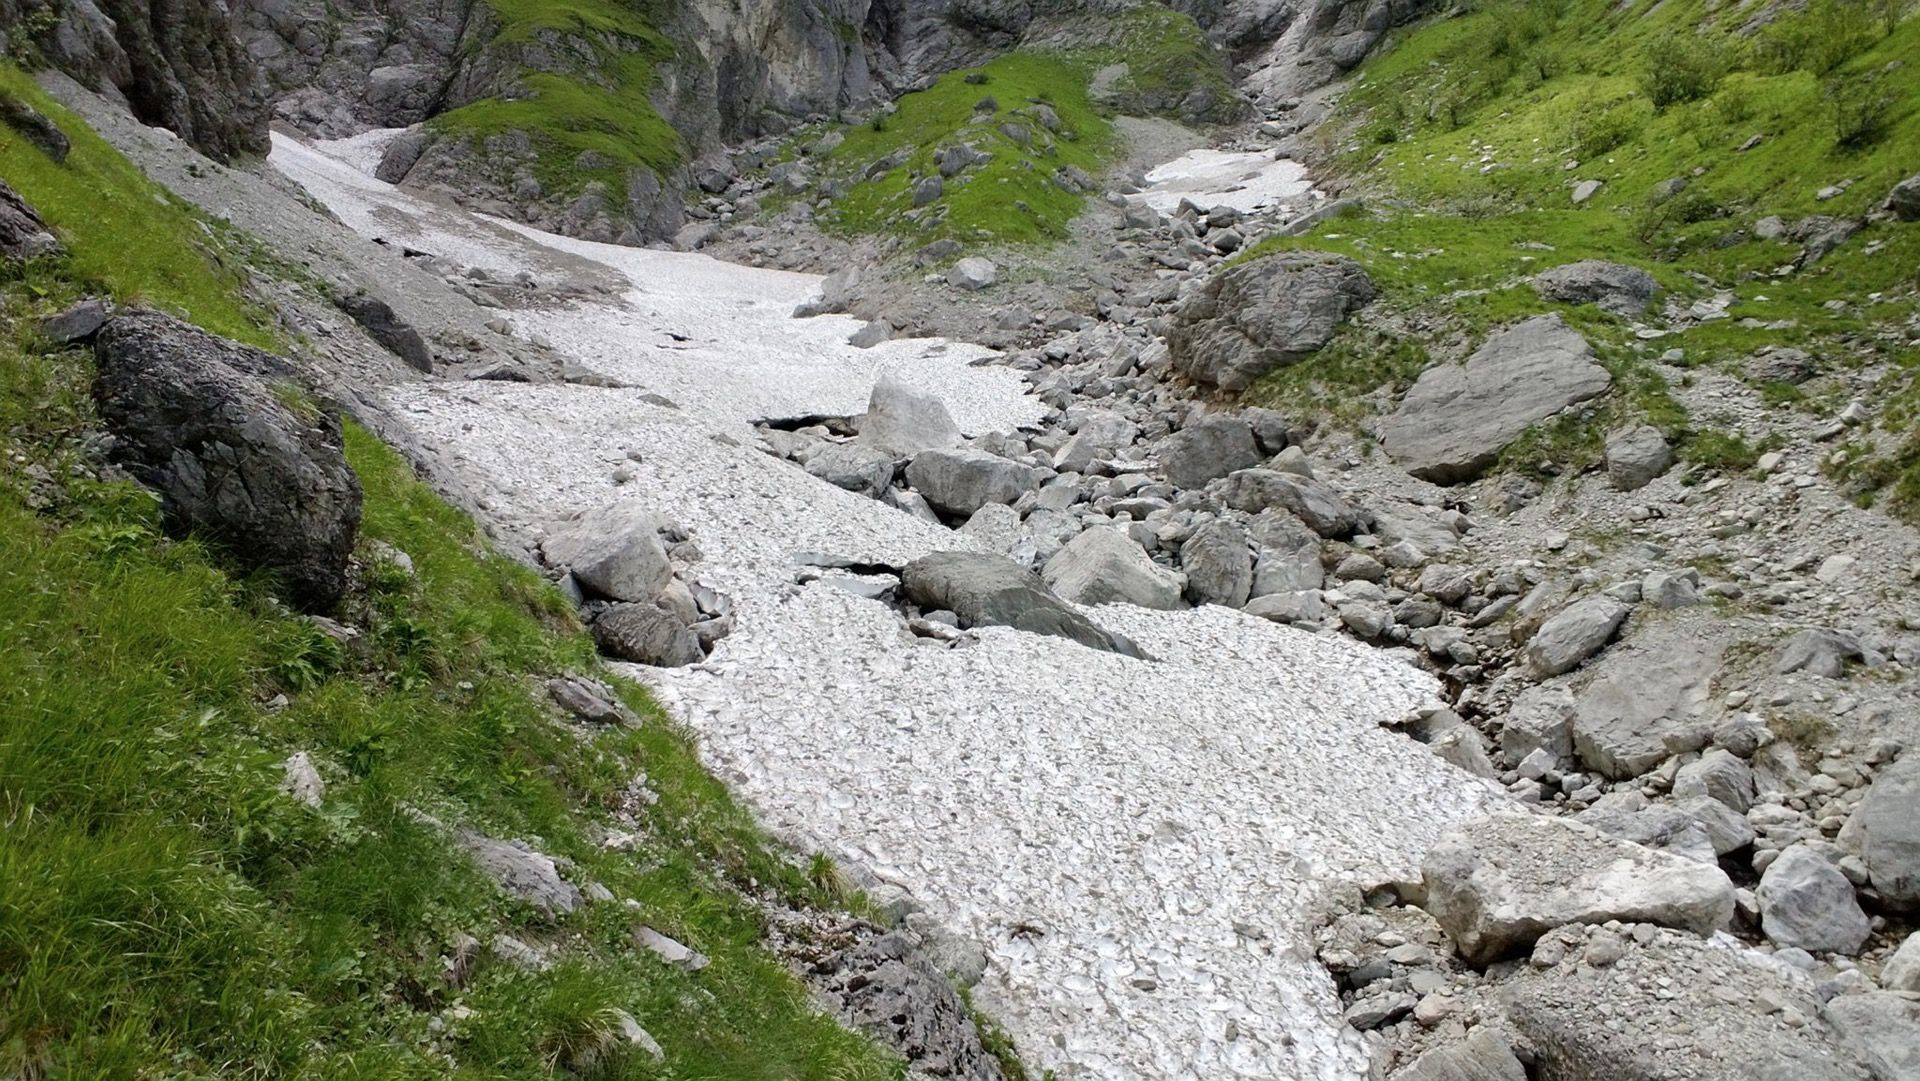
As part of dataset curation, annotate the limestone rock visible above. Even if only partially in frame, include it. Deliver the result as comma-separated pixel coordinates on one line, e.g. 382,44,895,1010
541,503,672,603
1852,755,1920,905
860,374,962,457
457,830,582,916
1756,845,1870,954
1525,595,1631,678
1379,315,1611,484
1042,527,1186,611
334,293,433,373
1221,469,1363,537
1158,415,1261,490
1180,519,1253,608
901,551,1140,656
905,448,1042,518
1571,635,1721,779
1167,250,1375,392
1531,259,1659,317
1421,813,1734,964
1605,425,1672,491
591,602,702,667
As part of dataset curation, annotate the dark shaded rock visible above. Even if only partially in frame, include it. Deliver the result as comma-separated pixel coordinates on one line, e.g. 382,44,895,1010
335,293,433,373
0,92,71,163
92,310,361,611
1531,259,1659,317
1891,174,1920,221
1158,415,1262,489
1220,469,1362,537
1167,250,1375,392
0,178,59,262
901,551,1142,657
813,930,1004,1081
591,602,703,667
41,298,111,344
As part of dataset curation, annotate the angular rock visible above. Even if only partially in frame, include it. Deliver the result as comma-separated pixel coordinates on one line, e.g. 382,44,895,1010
1421,813,1735,964
1572,636,1720,779
1531,259,1659,317
1890,173,1920,222
1775,628,1863,679
1678,796,1755,856
1157,415,1261,490
541,503,672,603
1042,526,1185,611
40,297,111,344
1525,595,1631,678
334,293,433,373
806,441,897,498
1824,993,1920,1081
545,675,635,726
0,178,59,262
905,448,1042,518
1757,845,1870,954
901,551,1140,656
1605,425,1672,491
1243,590,1325,625
860,374,962,457
1221,469,1362,538
1379,315,1611,484
1180,519,1252,607
92,310,361,611
1883,932,1920,992
457,830,582,916
1672,749,1755,812
1390,1027,1526,1081
280,751,324,808
592,602,703,667
813,931,1003,1081
1167,250,1376,392
946,257,997,291
1852,755,1920,905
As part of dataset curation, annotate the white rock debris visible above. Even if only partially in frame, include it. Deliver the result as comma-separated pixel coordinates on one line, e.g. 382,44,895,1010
1128,149,1315,216
273,132,1496,1081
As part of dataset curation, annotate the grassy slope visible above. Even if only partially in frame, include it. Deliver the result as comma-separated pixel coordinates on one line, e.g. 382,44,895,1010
793,6,1232,249
429,0,682,205
1239,0,1920,505
0,71,904,1079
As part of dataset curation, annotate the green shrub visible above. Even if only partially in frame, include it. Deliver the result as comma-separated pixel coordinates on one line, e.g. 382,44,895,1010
1756,0,1881,74
1572,99,1644,158
1828,73,1899,148
1639,35,1728,111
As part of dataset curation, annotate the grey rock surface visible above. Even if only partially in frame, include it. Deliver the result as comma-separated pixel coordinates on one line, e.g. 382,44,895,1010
92,310,362,611
541,502,673,603
906,447,1042,518
1221,469,1362,537
1525,596,1630,678
1180,519,1253,607
335,293,434,373
1167,250,1375,392
1158,415,1262,490
1851,755,1920,905
1570,635,1720,779
1042,526,1186,610
0,178,60,261
1531,259,1659,317
456,829,583,916
1604,425,1672,491
1756,845,1870,954
591,602,703,667
861,373,962,457
901,551,1140,656
1379,315,1611,484
812,930,1004,1081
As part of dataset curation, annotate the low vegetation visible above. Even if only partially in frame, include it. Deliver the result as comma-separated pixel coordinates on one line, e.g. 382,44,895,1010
0,69,907,1079
1238,0,1919,504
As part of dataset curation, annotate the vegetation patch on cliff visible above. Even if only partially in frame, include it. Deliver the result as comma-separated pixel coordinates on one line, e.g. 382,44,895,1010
1244,0,1919,507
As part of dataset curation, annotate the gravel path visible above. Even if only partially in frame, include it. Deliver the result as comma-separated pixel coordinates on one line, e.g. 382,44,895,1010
272,134,1495,1081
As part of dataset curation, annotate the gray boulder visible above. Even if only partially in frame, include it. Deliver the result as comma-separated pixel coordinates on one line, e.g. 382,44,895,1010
806,442,897,498
1605,425,1673,491
1390,1028,1526,1081
905,448,1042,518
1776,628,1863,679
1221,469,1362,537
1888,173,1920,221
1852,755,1920,905
1525,595,1631,678
946,257,997,291
1672,749,1755,812
1578,804,1717,865
592,602,703,667
1180,519,1253,607
1571,636,1720,779
1756,845,1870,954
901,552,1140,657
813,931,1003,1081
540,502,672,603
334,293,433,373
92,310,361,611
1157,415,1261,490
1243,590,1326,625
1379,315,1611,484
1824,993,1920,1081
1531,259,1660,317
1042,527,1186,611
1884,932,1920,992
457,830,582,916
1166,250,1376,392
1421,813,1734,964
861,375,962,457
0,178,59,261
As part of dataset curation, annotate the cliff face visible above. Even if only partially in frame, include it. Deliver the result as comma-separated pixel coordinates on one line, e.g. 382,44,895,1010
2,0,270,160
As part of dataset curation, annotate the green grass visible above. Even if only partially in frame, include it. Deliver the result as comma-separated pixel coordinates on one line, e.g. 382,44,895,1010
1233,0,1920,510
430,0,681,211
0,80,912,1080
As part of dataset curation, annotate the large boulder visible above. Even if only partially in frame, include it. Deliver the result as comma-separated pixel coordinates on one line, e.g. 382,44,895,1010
905,448,1042,519
860,375,963,457
805,442,898,498
1041,527,1186,610
1825,993,1920,1081
540,502,672,603
1421,813,1735,965
1888,173,1920,221
1571,635,1722,779
1157,415,1262,490
1180,519,1253,607
1851,755,1920,905
591,602,702,667
334,293,433,373
1166,251,1375,392
1221,469,1362,537
92,310,361,611
1390,1028,1526,1081
901,551,1140,656
1378,315,1611,484
1756,845,1870,954
812,931,1004,1081
1604,425,1672,491
1524,595,1631,678
0,178,59,261
1530,259,1660,317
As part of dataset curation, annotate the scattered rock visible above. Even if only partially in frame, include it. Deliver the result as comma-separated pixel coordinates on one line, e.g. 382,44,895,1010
457,830,582,916
900,551,1140,656
812,931,1004,1081
545,675,635,725
1220,469,1363,538
1889,173,1920,221
280,751,324,807
40,297,111,344
1041,526,1186,610
1166,251,1375,392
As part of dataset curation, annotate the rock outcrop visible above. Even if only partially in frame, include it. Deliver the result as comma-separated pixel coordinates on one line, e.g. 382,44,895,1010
92,310,362,611
1167,250,1375,392
901,551,1141,656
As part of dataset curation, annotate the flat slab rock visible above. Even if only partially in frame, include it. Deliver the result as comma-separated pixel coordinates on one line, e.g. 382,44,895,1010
1378,314,1611,485
1421,812,1735,965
